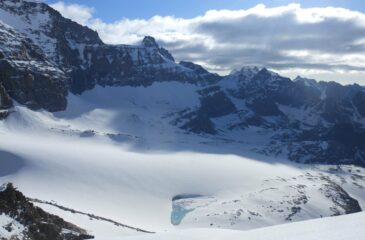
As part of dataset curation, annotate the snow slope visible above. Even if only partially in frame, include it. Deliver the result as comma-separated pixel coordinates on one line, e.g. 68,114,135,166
0,214,26,239
124,212,365,240
0,82,364,239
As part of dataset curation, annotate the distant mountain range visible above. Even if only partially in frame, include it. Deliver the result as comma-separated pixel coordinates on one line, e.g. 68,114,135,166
0,0,364,166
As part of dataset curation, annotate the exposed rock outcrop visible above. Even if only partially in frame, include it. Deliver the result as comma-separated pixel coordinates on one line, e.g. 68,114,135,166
0,183,94,240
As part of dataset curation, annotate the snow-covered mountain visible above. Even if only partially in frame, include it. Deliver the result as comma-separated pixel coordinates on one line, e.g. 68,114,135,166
0,0,219,95
0,0,363,166
0,0,364,239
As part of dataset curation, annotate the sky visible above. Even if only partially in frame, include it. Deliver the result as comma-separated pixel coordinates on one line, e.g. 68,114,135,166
45,0,365,85
45,0,364,22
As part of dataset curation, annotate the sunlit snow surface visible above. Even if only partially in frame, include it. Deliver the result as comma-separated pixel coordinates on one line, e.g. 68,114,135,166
123,211,365,240
0,82,364,239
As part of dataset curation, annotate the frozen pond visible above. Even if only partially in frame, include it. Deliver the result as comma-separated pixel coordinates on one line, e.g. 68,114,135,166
171,204,193,225
171,194,203,225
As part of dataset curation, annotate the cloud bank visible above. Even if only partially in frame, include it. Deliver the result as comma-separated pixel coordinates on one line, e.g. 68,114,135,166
51,2,365,84
50,1,93,25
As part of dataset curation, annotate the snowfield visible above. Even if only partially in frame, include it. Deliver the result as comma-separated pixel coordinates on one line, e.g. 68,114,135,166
123,211,365,240
0,82,364,239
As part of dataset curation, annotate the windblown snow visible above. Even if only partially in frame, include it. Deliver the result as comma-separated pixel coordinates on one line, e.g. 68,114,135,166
0,82,364,239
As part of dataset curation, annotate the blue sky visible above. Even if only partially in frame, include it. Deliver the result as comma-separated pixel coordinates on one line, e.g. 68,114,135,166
46,0,364,22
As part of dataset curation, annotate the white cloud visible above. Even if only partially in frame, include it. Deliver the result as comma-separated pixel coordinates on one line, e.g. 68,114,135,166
50,2,365,85
50,1,94,25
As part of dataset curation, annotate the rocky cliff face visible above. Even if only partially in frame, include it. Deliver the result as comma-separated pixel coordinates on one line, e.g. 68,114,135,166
0,81,11,119
0,19,67,112
73,37,220,93
0,0,220,97
0,81,11,109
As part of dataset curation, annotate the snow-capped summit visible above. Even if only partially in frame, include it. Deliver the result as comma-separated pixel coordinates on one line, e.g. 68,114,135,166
227,67,287,89
294,76,322,88
229,66,261,81
230,66,261,75
140,35,175,61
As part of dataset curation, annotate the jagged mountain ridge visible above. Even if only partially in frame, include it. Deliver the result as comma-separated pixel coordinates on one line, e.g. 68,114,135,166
0,0,364,166
0,0,219,97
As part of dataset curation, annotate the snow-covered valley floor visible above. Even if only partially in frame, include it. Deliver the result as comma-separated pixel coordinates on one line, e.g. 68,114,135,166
0,83,364,239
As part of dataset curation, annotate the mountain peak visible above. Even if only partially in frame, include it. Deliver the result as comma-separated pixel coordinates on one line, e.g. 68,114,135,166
230,66,261,76
141,36,175,61
254,68,283,81
294,76,323,89
294,75,315,82
142,36,159,48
